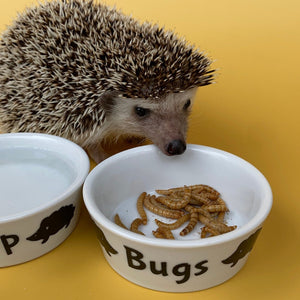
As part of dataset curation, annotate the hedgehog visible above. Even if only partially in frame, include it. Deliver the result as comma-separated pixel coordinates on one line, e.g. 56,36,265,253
0,0,214,163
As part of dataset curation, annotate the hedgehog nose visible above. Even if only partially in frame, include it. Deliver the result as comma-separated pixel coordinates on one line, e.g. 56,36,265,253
166,140,186,155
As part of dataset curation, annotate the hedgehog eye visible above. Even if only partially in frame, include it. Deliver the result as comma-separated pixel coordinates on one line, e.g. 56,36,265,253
183,99,191,110
135,106,150,117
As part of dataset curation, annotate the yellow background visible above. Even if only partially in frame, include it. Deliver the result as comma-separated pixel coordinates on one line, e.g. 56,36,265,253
0,0,299,299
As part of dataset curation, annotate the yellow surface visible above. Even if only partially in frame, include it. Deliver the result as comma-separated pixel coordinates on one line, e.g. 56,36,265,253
0,0,299,299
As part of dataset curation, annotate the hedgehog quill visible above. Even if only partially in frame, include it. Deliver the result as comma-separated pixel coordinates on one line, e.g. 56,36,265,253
0,0,214,163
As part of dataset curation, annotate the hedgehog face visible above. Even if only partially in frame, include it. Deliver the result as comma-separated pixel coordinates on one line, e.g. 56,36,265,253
105,88,197,156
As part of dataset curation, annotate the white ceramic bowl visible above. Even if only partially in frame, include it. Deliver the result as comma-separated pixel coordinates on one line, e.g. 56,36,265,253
0,133,90,267
83,144,272,292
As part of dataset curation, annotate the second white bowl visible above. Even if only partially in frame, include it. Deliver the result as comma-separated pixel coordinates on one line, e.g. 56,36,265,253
83,144,272,292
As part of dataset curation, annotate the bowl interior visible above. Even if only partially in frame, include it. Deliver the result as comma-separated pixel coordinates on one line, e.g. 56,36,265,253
85,145,272,241
0,133,89,222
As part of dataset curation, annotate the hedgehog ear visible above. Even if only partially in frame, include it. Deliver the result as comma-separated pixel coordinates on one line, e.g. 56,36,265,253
100,90,121,112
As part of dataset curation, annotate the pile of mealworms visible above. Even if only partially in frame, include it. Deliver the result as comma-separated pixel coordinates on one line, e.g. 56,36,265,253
114,184,237,239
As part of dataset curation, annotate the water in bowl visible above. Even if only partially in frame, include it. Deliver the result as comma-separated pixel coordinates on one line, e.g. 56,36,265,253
0,147,76,220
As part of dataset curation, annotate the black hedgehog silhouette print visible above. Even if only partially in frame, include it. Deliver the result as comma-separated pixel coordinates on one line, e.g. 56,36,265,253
222,228,262,267
96,227,118,256
27,204,75,244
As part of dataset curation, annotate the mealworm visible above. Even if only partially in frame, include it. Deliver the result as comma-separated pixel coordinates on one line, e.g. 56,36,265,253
156,184,207,196
151,195,185,218
152,230,165,239
216,198,227,222
199,185,220,196
183,185,192,199
201,204,228,212
155,196,188,209
185,204,211,218
200,226,207,238
188,198,202,205
189,184,219,192
130,218,144,235
217,197,226,204
190,193,211,205
144,195,184,219
155,214,190,230
210,212,218,218
180,212,198,236
156,187,190,209
158,184,220,194
200,226,220,238
155,189,172,196
200,192,219,201
136,192,148,225
217,211,225,223
217,197,227,207
156,226,175,240
191,187,205,194
155,187,183,195
205,226,221,236
114,214,128,229
198,214,236,233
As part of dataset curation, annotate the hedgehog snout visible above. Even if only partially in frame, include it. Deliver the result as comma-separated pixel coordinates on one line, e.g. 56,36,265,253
165,139,186,155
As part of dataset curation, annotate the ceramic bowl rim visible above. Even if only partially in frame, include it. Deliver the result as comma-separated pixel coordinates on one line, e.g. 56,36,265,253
83,144,273,248
0,133,90,224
